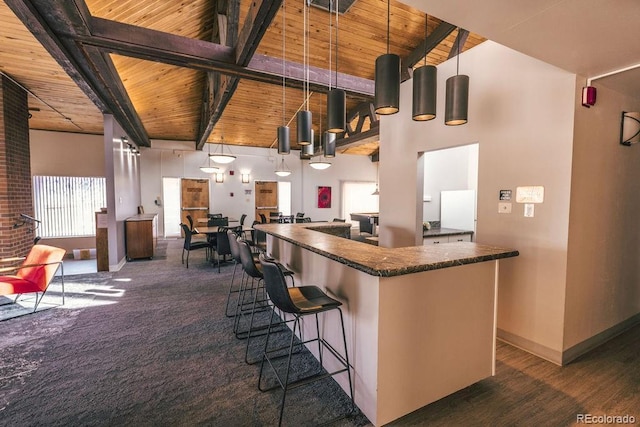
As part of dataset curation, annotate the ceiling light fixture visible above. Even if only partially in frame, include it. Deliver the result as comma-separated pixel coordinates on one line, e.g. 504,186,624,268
309,159,332,170
278,1,291,155
300,129,315,159
327,0,346,133
309,106,332,170
323,131,336,158
209,131,236,164
275,156,292,177
445,28,469,125
200,144,220,173
374,0,400,115
412,14,437,121
297,0,313,145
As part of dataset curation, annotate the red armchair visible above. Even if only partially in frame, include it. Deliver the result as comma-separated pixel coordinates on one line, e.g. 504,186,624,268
0,244,66,312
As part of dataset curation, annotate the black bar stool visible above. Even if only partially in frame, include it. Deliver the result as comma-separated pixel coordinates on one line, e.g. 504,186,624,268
258,253,355,426
235,240,294,365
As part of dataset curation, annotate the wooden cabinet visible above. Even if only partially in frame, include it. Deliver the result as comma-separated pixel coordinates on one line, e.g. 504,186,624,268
125,214,158,260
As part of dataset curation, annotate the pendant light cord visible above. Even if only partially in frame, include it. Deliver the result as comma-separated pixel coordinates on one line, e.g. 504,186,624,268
303,0,307,109
304,0,311,110
282,0,286,126
328,0,332,91
456,27,460,76
424,14,428,66
335,0,339,88
386,0,390,54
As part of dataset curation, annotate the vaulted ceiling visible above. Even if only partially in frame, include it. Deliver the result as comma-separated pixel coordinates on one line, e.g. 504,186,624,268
1,0,485,157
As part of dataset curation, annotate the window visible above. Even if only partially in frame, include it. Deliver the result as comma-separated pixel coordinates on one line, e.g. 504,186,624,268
33,176,107,238
341,181,378,226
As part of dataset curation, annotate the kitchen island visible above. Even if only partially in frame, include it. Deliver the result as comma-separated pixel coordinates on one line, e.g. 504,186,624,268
255,222,518,425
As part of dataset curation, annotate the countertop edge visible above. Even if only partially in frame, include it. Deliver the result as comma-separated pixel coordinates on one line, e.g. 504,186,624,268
256,223,519,277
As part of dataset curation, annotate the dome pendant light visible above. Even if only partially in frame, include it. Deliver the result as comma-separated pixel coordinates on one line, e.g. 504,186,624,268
374,0,400,115
200,144,220,174
275,156,291,177
413,14,437,121
445,28,469,126
327,0,346,133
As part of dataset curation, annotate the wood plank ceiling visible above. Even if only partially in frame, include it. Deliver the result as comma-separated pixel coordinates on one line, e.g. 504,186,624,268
1,0,485,157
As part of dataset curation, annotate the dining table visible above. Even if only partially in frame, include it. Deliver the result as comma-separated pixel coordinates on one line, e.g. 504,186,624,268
196,217,239,225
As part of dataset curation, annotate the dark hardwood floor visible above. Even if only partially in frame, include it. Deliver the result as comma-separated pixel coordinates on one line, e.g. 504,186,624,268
389,324,640,426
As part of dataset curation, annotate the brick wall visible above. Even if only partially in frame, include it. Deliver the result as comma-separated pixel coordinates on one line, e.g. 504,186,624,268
0,75,34,258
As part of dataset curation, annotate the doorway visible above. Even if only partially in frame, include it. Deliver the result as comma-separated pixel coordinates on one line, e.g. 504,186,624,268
255,181,278,222
162,177,210,237
180,178,209,231
422,143,478,232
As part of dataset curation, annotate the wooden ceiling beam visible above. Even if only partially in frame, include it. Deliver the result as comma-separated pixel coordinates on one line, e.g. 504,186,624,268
405,21,457,68
197,0,281,150
86,17,374,97
448,28,469,59
5,0,150,146
198,0,240,149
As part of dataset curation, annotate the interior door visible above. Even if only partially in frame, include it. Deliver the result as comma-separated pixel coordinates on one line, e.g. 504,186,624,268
181,178,209,231
255,181,278,223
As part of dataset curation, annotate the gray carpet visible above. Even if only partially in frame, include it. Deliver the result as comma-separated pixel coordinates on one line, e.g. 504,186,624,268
0,239,369,426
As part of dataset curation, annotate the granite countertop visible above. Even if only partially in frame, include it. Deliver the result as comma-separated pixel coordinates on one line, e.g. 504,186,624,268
423,227,474,238
255,223,518,278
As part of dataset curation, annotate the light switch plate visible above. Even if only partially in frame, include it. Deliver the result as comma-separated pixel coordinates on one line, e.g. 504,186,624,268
524,203,535,217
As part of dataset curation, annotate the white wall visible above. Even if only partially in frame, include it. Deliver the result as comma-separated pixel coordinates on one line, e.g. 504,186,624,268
139,141,377,237
380,41,576,362
564,81,640,358
103,115,141,269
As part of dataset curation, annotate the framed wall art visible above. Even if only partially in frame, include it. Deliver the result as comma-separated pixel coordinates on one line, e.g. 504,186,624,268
317,186,332,208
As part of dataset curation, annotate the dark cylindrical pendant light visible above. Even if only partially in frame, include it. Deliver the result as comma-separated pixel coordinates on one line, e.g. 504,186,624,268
327,89,346,133
300,129,315,159
327,2,346,133
297,110,312,145
445,28,469,126
277,125,290,154
323,131,336,158
374,0,400,115
445,74,468,126
413,65,437,121
375,55,400,115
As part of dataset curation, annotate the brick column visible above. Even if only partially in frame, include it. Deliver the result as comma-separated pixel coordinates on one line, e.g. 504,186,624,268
0,74,34,258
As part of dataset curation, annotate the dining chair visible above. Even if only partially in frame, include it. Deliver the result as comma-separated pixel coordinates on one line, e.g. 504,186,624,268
211,227,233,272
180,223,210,268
